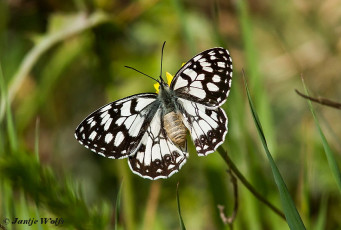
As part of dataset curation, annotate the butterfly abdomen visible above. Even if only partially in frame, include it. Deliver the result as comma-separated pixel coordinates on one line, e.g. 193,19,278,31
163,112,187,148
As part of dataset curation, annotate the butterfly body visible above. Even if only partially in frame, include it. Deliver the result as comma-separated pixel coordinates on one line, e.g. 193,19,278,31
75,47,233,180
163,111,187,148
156,81,187,148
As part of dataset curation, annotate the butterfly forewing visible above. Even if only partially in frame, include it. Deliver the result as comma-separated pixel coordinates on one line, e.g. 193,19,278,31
75,93,159,158
170,48,232,107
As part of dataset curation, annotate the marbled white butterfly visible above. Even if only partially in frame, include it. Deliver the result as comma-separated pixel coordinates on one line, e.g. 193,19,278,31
75,43,233,180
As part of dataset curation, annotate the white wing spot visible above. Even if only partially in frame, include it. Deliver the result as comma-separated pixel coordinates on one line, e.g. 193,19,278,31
212,75,221,82
190,81,202,88
79,126,84,133
121,101,132,116
104,118,113,131
135,98,155,111
183,68,197,80
217,62,225,68
87,117,94,124
100,111,108,118
152,144,161,161
114,131,125,146
188,88,206,99
129,117,144,137
98,152,105,157
211,111,218,121
168,164,175,170
144,139,152,166
100,104,111,112
105,133,113,143
124,115,137,129
193,54,202,62
115,117,125,126
101,113,110,125
89,131,97,141
90,120,96,128
207,83,219,92
196,74,205,81
210,55,217,60
173,77,188,90
136,151,144,163
200,62,211,67
203,67,213,72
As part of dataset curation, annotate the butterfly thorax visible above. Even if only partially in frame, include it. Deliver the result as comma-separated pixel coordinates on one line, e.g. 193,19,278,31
158,82,187,148
157,83,177,113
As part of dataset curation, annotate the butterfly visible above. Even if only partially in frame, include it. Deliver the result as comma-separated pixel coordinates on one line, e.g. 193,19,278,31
75,43,233,180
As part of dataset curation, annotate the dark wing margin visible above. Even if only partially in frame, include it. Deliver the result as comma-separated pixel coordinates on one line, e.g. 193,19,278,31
75,93,159,159
170,48,232,107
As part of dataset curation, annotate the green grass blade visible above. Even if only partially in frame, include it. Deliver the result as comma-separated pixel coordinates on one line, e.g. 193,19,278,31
176,183,186,230
301,78,341,193
217,146,285,220
34,118,40,162
0,63,18,152
115,181,123,230
172,0,195,54
313,195,327,230
244,75,306,230
0,11,110,122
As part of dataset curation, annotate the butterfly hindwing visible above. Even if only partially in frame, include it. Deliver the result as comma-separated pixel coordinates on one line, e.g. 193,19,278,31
178,98,228,155
75,93,159,159
170,48,232,107
128,109,188,179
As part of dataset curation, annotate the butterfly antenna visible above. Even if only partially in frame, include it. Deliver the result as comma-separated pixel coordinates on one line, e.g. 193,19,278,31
124,66,160,83
159,41,166,83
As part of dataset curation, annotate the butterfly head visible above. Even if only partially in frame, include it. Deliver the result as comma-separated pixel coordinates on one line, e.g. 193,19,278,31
154,72,174,93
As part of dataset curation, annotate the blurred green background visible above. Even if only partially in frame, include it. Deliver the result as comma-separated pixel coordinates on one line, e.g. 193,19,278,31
0,0,341,229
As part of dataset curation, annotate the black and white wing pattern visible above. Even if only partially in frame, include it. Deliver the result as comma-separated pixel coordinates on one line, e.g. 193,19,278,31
178,98,227,155
75,46,232,180
75,93,188,180
128,109,188,179
75,94,159,159
171,48,232,155
171,48,232,107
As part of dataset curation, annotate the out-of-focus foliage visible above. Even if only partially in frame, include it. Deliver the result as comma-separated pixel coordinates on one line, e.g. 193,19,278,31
0,0,340,229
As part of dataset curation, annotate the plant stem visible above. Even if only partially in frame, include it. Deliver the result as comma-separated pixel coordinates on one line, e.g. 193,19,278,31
217,146,286,220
